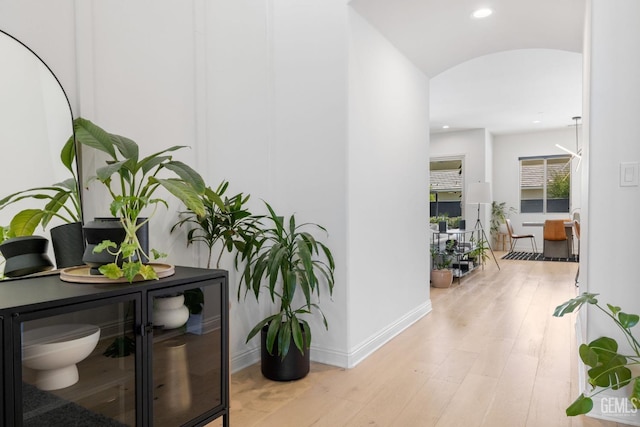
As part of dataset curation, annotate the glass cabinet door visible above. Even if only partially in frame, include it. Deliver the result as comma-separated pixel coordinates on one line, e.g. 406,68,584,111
149,279,225,426
17,296,140,427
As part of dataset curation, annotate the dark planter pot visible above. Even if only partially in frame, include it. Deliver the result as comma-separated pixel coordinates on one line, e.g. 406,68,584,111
50,222,85,269
0,236,54,277
82,217,149,274
261,325,310,381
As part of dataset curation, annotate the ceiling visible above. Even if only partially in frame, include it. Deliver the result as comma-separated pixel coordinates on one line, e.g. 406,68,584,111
349,0,586,135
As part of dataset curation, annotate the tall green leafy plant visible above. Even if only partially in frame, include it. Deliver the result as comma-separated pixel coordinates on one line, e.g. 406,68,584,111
490,201,515,237
554,293,640,416
75,118,206,282
469,237,489,264
240,203,335,359
172,180,262,269
0,136,80,237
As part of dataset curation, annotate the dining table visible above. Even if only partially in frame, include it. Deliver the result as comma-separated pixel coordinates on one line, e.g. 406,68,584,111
522,221,575,255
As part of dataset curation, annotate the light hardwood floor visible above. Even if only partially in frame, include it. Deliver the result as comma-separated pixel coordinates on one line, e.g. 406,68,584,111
208,253,633,427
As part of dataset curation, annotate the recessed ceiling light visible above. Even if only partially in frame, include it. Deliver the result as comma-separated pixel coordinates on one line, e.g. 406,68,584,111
533,120,541,124
442,125,450,129
472,8,493,19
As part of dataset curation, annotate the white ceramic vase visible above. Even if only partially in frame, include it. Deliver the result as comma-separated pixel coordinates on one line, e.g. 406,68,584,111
153,295,189,330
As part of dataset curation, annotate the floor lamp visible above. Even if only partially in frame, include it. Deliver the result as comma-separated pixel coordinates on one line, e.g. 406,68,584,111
466,182,500,270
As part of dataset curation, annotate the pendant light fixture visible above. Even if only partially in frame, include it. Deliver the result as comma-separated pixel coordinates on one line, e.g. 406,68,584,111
555,116,582,170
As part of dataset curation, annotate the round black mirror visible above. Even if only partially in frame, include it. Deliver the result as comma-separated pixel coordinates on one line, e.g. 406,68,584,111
0,29,81,275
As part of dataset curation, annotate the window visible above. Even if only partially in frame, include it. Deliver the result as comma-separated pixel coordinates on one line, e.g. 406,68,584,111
430,158,463,218
519,155,571,213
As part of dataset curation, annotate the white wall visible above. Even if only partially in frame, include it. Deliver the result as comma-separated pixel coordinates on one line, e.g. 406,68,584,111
199,0,275,368
0,0,77,110
73,1,202,272
580,1,640,423
585,0,640,314
347,10,431,366
0,0,433,371
202,0,351,368
485,130,494,183
493,127,582,249
69,0,351,370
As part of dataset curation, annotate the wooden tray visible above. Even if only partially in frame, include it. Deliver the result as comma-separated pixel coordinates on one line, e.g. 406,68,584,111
60,263,175,284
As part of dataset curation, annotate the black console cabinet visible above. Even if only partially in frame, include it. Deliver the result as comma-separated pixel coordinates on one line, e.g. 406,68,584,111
0,266,229,427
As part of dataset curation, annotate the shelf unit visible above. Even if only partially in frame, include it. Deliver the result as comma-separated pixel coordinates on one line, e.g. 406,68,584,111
431,228,483,279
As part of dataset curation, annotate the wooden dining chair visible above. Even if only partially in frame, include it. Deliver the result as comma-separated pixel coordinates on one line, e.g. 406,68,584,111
505,219,538,253
543,219,570,260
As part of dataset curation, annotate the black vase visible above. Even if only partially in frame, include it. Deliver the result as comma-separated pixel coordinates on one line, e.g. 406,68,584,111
0,236,54,278
82,217,149,274
50,222,85,268
260,325,310,381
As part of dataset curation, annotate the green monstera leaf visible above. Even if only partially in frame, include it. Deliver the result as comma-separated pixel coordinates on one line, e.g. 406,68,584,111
566,394,594,416
553,293,599,317
581,337,631,389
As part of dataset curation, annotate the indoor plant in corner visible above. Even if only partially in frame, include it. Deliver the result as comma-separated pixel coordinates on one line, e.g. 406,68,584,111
490,201,515,246
239,202,335,381
554,292,640,416
74,117,206,283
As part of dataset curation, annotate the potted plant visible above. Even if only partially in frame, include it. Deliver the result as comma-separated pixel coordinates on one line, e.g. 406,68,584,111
74,118,206,283
554,292,640,416
468,236,489,266
172,180,263,336
239,202,335,381
430,242,454,288
171,180,262,269
490,201,515,242
0,136,84,268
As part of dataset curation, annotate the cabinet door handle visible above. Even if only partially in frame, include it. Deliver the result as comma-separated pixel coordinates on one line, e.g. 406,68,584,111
139,323,153,336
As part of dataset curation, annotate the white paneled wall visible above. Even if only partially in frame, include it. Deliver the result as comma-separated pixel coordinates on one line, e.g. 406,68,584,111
0,0,432,371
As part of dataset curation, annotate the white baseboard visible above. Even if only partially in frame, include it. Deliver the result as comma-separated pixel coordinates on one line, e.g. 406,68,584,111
230,300,433,372
231,347,260,374
344,300,432,368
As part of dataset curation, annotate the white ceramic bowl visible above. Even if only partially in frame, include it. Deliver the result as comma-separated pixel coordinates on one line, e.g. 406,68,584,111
23,324,100,390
